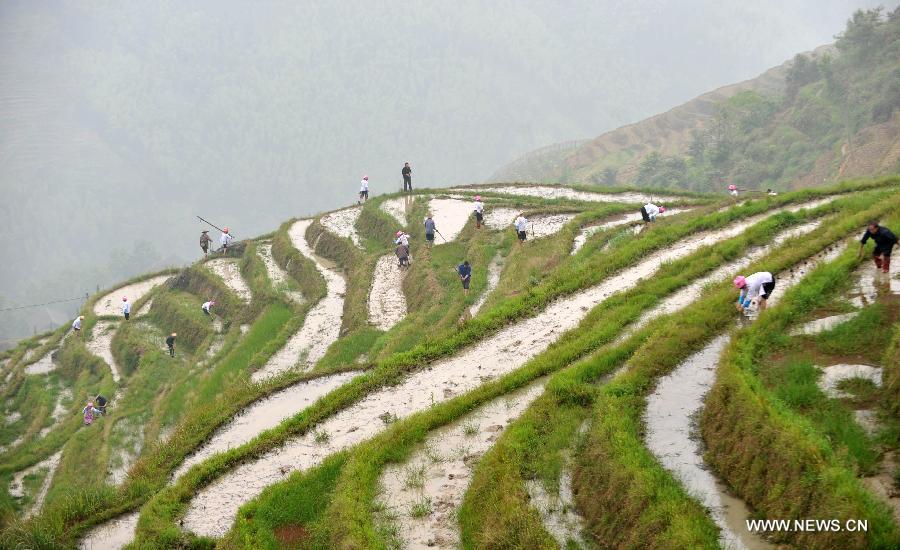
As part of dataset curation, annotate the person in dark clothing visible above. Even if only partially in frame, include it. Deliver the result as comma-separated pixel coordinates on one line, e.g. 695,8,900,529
200,230,211,256
166,333,177,357
859,221,898,273
402,162,412,192
395,243,409,267
95,394,108,415
457,260,472,295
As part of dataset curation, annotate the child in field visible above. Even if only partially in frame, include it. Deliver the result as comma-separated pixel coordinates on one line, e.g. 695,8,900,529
359,176,369,204
72,315,84,338
122,297,131,320
220,228,234,254
82,401,102,425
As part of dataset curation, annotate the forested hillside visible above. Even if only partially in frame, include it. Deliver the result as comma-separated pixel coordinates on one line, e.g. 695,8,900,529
493,8,900,192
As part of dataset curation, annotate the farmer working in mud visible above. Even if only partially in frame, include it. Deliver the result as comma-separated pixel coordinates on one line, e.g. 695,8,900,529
458,260,472,295
202,300,215,315
733,272,775,314
200,230,211,256
514,214,529,244
640,202,665,223
424,215,437,247
395,230,410,261
396,242,409,267
166,332,177,358
473,195,484,229
859,220,897,274
402,162,412,192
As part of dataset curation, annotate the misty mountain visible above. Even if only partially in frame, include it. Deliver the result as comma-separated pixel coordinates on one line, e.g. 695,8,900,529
0,0,889,341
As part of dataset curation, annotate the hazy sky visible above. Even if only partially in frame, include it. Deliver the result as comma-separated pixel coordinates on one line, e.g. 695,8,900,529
0,0,895,341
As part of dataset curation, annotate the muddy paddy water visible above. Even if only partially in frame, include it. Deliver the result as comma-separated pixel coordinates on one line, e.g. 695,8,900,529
571,208,694,255
205,259,252,303
9,450,62,519
381,196,413,226
457,185,675,204
644,242,847,550
320,206,363,248
469,253,503,317
369,254,408,331
93,275,171,317
174,371,359,479
251,219,346,382
427,198,472,242
257,243,304,304
79,511,139,550
181,205,811,537
85,320,122,383
24,349,58,375
377,381,546,549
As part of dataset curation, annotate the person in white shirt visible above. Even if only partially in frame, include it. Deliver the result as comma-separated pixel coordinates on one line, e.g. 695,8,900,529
202,300,216,315
220,227,234,254
358,176,369,204
395,230,410,259
72,315,84,338
122,297,131,321
473,195,485,229
514,215,529,244
733,272,776,313
640,203,666,222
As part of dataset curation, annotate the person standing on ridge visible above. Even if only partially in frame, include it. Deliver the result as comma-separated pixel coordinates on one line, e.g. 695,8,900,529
458,260,472,295
473,195,485,229
359,176,370,204
424,215,437,247
859,220,897,274
395,230,410,257
220,227,234,255
395,242,409,267
200,230,212,256
72,315,84,338
202,300,216,316
166,333,177,357
122,297,131,321
514,214,529,244
402,163,412,192
734,272,775,314
640,202,665,223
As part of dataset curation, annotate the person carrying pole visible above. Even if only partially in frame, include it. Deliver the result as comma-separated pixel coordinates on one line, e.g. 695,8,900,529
457,260,472,295
166,333,177,358
72,315,84,338
402,163,412,192
220,227,234,255
733,272,775,314
473,195,484,229
640,202,666,223
359,176,370,204
514,214,529,244
424,215,437,247
200,230,212,256
122,297,131,320
859,220,897,274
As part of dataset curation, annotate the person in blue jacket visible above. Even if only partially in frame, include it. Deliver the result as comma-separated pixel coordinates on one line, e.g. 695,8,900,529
457,260,472,296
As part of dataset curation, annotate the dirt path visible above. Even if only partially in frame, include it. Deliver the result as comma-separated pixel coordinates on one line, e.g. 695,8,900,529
78,511,139,550
817,364,882,398
250,219,346,382
320,206,363,248
427,198,472,242
377,381,545,548
368,254,407,331
205,259,252,303
469,253,503,317
174,371,360,480
93,275,171,317
9,450,62,519
181,204,814,537
257,243,304,304
85,320,121,383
